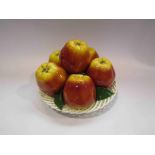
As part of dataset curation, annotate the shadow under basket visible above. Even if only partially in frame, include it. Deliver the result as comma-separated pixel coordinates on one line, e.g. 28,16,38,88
39,81,117,117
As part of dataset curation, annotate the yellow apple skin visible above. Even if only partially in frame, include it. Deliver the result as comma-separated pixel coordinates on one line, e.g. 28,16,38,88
63,74,96,109
87,47,99,64
87,57,115,87
60,40,90,73
49,50,61,66
35,62,68,96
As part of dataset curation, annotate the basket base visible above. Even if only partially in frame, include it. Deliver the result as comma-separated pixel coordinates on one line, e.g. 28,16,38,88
39,81,117,117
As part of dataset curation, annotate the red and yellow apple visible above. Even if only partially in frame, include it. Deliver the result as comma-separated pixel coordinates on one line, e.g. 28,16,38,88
63,74,96,109
87,47,99,64
87,57,115,87
49,50,61,66
35,62,67,96
60,40,90,73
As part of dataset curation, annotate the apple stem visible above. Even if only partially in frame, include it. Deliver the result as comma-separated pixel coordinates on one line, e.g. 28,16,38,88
42,67,49,73
100,60,105,64
75,42,81,46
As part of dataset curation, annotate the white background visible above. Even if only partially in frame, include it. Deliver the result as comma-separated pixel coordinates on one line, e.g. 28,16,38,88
0,19,155,134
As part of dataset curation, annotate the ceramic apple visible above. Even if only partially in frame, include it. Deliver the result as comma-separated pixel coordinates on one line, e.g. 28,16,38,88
87,57,115,87
63,74,96,109
60,40,90,73
35,62,67,96
49,50,61,66
87,47,99,64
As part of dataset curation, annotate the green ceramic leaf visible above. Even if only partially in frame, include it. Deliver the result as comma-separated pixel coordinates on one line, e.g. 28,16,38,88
54,91,64,110
96,86,114,100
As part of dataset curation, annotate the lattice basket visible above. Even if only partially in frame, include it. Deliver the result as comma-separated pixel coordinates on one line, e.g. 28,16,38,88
39,81,117,117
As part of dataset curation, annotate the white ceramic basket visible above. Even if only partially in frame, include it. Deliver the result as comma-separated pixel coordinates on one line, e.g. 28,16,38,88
39,81,117,117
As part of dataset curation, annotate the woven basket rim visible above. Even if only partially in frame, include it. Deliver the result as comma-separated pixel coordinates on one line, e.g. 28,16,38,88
39,81,117,115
